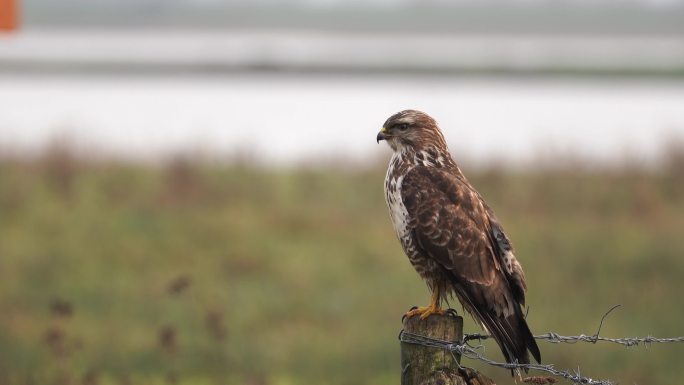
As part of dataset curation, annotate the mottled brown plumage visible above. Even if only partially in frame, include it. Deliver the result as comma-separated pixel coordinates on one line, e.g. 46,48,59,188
378,110,541,368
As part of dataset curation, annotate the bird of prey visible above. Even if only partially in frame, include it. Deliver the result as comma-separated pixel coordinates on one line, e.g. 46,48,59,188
377,110,541,367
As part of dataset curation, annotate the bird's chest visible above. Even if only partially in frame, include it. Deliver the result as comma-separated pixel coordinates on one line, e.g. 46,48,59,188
384,157,417,258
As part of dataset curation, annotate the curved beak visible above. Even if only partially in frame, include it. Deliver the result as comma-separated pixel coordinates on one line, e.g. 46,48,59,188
376,127,387,143
376,132,386,143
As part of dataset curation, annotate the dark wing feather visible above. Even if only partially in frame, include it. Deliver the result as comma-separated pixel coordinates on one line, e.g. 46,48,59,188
402,165,541,366
488,211,527,306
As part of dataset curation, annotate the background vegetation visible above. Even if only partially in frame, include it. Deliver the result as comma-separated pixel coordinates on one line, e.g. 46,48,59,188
1,145,683,385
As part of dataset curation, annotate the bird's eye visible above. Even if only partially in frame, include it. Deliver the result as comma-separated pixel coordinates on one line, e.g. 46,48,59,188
396,123,409,131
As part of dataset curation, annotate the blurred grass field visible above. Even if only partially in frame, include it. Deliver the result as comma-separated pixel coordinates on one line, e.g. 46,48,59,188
1,146,684,385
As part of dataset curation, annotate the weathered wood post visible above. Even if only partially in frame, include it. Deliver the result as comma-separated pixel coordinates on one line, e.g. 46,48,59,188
400,311,495,385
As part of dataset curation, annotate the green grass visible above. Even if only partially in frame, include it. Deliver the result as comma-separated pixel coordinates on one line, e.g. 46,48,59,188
0,153,683,385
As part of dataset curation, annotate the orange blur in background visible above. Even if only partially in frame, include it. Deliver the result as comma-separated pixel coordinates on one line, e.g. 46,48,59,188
0,0,18,31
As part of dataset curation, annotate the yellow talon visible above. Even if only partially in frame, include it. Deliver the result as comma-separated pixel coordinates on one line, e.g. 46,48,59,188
404,288,445,320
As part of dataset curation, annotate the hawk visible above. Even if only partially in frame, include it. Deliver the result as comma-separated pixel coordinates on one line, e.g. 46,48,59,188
377,110,541,367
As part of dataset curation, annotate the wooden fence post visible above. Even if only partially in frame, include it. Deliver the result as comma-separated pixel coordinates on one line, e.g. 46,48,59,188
400,311,495,385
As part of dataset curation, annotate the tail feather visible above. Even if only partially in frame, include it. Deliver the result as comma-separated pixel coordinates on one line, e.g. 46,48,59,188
455,285,541,372
480,305,541,370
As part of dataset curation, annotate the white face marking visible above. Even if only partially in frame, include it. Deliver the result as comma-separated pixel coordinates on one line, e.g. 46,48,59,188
396,116,415,125
387,138,405,152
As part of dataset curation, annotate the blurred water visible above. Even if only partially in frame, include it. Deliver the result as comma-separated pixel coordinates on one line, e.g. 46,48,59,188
1,74,684,168
2,30,684,72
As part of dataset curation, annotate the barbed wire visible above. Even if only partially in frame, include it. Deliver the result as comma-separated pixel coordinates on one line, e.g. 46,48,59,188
400,305,684,385
399,330,612,385
538,333,684,346
463,305,684,347
464,331,684,348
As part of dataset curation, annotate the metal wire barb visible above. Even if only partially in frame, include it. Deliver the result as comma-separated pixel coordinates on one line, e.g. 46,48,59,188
399,330,612,385
535,332,684,347
464,306,684,347
463,332,684,347
401,306,684,385
534,305,684,347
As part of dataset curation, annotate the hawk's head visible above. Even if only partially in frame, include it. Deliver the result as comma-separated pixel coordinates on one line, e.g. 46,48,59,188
377,110,448,152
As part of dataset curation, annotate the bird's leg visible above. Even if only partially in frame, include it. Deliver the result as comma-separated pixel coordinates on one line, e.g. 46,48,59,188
405,288,445,320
